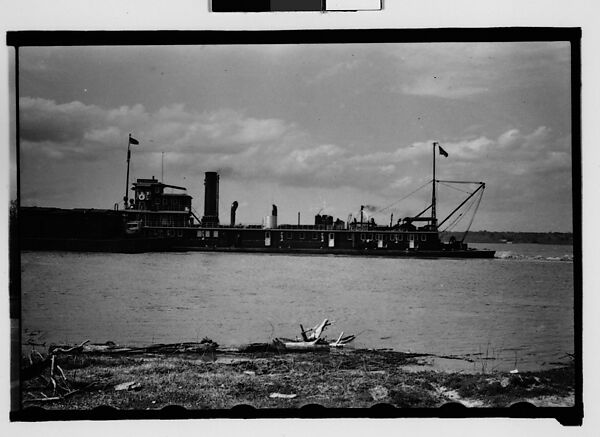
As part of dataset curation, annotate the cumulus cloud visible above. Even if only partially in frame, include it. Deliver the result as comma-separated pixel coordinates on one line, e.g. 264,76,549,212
432,127,571,223
84,126,122,144
20,97,105,142
19,96,571,207
196,109,291,146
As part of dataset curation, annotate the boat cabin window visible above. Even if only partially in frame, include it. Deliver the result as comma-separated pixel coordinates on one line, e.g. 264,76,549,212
265,231,271,238
312,232,318,240
409,234,414,241
214,230,219,238
299,232,305,240
421,234,426,241
347,233,353,240
360,233,366,241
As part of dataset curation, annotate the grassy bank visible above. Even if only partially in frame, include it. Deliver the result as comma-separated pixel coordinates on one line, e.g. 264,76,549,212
20,347,575,410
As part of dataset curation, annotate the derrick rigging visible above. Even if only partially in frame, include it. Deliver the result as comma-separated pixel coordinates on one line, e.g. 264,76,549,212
375,142,487,244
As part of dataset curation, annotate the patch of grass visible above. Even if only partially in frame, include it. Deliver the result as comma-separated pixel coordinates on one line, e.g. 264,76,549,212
20,349,575,410
389,387,439,408
436,363,576,407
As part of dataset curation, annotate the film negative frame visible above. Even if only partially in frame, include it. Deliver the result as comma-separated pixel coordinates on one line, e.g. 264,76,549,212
7,28,582,425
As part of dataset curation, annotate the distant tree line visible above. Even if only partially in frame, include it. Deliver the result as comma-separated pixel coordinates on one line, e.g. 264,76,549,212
445,230,573,245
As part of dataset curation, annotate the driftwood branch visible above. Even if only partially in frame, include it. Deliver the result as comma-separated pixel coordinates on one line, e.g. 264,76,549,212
307,319,332,340
49,339,90,354
56,364,67,382
26,396,62,402
44,340,220,357
299,325,309,341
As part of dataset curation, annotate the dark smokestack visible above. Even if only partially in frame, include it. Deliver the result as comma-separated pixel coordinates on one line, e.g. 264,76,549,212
230,201,238,226
272,204,277,216
202,172,219,225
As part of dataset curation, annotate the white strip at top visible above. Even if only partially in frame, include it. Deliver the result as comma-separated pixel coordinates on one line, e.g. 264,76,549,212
325,0,383,11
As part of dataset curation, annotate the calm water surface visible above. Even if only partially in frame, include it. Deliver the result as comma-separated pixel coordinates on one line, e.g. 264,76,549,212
21,243,574,372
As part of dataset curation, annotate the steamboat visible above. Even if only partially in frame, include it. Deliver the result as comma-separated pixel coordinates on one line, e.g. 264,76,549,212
20,138,495,258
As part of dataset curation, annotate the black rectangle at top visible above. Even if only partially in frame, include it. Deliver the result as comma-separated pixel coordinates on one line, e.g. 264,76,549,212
6,28,582,47
212,0,323,12
211,0,270,12
271,0,323,11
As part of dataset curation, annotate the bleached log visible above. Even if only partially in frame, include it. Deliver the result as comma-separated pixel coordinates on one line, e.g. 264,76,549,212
274,338,330,351
308,319,331,340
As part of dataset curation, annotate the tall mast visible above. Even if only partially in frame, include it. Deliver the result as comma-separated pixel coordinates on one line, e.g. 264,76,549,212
432,142,437,230
124,134,132,209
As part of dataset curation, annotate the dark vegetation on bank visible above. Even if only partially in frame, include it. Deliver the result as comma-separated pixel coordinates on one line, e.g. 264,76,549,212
452,231,573,245
20,342,575,411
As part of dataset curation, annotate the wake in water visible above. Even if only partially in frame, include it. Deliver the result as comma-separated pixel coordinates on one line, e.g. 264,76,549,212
495,251,574,262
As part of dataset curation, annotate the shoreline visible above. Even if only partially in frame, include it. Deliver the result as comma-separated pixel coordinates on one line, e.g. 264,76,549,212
19,342,575,411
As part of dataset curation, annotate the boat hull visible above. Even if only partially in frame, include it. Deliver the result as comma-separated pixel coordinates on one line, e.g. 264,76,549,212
173,245,496,259
18,207,496,258
20,237,180,253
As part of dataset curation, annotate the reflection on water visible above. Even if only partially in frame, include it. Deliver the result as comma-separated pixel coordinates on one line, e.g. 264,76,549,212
21,244,574,372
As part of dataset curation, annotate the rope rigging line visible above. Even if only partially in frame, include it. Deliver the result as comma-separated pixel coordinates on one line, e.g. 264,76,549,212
461,189,484,242
436,180,484,184
440,212,464,233
440,199,473,232
437,181,473,195
378,179,432,213
440,191,480,233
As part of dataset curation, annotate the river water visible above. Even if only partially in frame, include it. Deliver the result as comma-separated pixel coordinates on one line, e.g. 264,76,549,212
20,243,575,372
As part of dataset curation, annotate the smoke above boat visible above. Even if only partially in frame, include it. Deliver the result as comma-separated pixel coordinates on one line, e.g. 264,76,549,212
362,204,379,213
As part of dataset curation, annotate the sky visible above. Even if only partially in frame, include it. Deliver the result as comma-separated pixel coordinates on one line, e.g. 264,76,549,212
14,41,573,232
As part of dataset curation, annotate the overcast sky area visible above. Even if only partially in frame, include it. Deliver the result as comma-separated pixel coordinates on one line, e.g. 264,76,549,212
15,42,572,232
